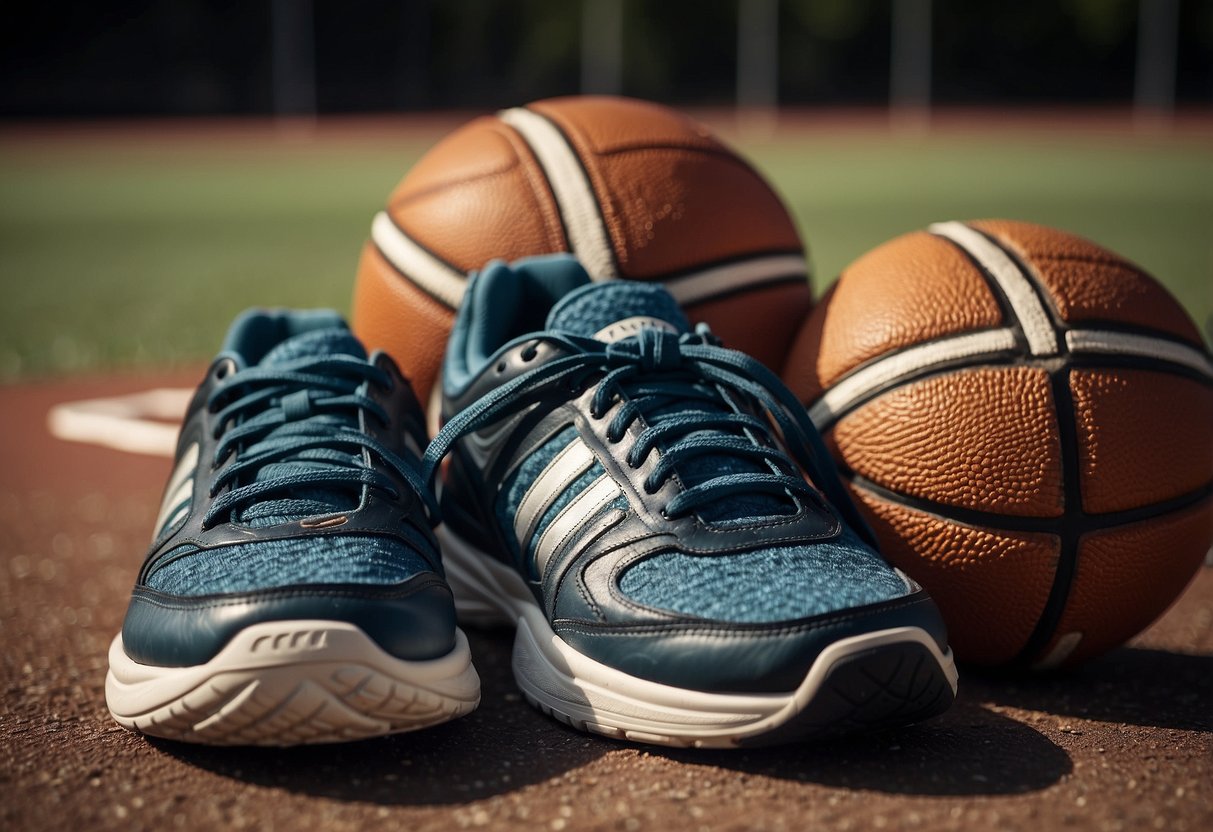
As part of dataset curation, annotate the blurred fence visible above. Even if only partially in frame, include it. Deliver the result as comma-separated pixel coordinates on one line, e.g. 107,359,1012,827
1,1,1209,119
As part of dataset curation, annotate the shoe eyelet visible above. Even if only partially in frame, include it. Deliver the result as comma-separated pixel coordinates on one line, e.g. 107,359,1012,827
521,346,538,362
496,361,507,373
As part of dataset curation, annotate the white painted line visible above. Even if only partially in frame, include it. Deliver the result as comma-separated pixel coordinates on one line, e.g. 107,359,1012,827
47,387,192,457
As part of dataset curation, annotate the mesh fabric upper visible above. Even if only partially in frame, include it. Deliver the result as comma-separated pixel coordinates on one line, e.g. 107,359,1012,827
145,534,433,596
546,280,690,337
616,526,908,623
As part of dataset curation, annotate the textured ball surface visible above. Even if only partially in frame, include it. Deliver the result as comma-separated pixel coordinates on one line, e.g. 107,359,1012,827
352,95,811,404
784,219,1213,668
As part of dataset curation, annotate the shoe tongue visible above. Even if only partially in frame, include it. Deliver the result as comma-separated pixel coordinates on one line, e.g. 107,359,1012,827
548,282,793,524
239,327,368,528
260,328,367,366
546,281,690,343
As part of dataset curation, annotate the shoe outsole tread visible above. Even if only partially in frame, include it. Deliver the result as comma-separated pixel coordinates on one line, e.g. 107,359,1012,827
106,622,480,747
441,525,957,748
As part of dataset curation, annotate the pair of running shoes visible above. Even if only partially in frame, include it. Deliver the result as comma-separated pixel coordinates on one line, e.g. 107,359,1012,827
105,254,958,748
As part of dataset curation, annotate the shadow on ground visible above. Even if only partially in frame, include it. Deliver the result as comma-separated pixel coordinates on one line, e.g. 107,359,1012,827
660,695,1072,796
150,630,608,806
148,624,1209,804
970,646,1213,733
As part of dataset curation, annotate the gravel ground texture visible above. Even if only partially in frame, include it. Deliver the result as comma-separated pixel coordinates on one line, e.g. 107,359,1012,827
2,373,1210,832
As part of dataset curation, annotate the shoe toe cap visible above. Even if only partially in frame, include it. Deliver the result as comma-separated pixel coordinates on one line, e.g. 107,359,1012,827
121,574,458,668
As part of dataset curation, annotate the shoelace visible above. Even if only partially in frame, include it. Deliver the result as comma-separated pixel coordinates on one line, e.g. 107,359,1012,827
201,354,437,529
423,327,872,538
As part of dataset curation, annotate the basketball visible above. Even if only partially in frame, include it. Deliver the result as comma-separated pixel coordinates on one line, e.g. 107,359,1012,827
351,95,811,404
783,220,1213,669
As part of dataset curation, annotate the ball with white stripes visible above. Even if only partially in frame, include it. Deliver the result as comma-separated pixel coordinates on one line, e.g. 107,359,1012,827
783,219,1213,669
351,95,811,404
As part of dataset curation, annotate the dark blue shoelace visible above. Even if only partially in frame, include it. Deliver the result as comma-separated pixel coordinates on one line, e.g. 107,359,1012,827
424,327,871,537
201,355,437,529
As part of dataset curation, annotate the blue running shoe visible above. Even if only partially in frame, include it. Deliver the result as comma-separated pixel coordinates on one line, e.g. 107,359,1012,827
105,309,479,746
425,257,958,748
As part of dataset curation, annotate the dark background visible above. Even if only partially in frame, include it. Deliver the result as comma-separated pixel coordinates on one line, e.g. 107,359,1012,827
2,0,1211,117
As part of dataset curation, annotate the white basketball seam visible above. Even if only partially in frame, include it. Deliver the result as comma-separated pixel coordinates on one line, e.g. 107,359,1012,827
929,221,1059,356
662,254,809,306
499,107,618,281
534,475,620,577
809,329,1020,428
1066,330,1213,378
370,211,468,310
514,439,597,545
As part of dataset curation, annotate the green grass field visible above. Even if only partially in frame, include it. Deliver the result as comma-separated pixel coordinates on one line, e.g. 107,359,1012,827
1,121,1209,381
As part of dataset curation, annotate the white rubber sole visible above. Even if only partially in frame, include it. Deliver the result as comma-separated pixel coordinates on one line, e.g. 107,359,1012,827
105,621,480,746
439,526,959,748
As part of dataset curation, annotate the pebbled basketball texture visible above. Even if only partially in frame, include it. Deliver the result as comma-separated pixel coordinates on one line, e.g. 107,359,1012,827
351,95,811,404
784,220,1213,669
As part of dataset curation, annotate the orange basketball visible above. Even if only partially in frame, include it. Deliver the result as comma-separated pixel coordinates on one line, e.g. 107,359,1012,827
352,95,811,405
783,220,1213,669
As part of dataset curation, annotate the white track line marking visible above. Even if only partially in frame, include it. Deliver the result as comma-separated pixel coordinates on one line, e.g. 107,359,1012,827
370,211,468,310
47,387,192,457
500,107,617,281
930,221,1059,356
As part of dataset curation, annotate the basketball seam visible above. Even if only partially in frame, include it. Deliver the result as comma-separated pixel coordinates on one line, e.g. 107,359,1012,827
812,328,1213,428
500,106,619,281
664,255,809,307
968,225,1072,335
386,155,522,210
530,106,622,280
818,351,1213,446
1066,330,1213,379
675,272,807,308
370,211,468,310
1063,350,1213,387
809,225,1211,667
582,139,730,159
843,469,1213,538
809,329,1022,429
496,116,574,254
1013,366,1083,666
1058,318,1209,350
964,229,1098,667
930,222,1058,356
658,247,807,281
